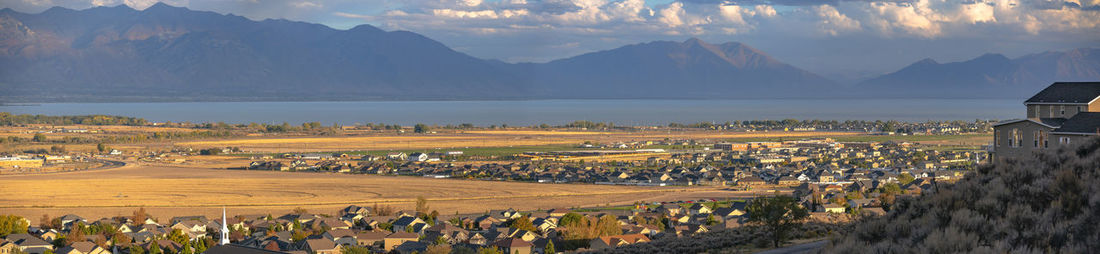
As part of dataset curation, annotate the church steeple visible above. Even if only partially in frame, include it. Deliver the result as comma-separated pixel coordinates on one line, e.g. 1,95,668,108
220,207,230,245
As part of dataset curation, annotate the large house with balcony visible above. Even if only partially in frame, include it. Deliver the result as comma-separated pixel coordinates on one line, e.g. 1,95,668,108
992,82,1100,160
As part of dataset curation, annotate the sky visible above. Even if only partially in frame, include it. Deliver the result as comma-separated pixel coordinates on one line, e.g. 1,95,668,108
4,0,1099,83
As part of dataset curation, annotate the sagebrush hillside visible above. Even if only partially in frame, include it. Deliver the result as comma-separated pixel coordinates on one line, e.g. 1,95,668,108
824,137,1100,253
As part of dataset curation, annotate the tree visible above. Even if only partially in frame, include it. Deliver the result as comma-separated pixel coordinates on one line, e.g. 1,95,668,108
147,241,162,254
180,241,193,254
746,196,809,248
193,238,207,254
168,229,189,245
415,196,430,215
32,133,47,142
594,215,621,237
128,245,145,254
131,208,149,226
38,214,51,230
477,247,503,254
545,239,556,254
898,173,916,186
558,213,584,228
508,215,537,232
0,215,30,237
414,124,430,133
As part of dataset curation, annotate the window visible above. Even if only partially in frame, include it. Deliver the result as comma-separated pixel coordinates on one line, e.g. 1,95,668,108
1080,106,1085,112
1049,106,1054,118
995,130,1001,146
1034,131,1039,147
1060,105,1065,116
1010,129,1019,147
1060,137,1071,145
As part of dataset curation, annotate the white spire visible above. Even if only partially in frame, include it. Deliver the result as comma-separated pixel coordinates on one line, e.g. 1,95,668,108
220,207,230,245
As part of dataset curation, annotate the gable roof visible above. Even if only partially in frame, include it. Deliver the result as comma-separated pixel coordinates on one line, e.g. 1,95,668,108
493,238,532,248
385,232,419,239
303,238,336,251
1053,112,1100,134
1025,82,1100,104
993,118,1062,128
594,234,650,245
204,244,288,254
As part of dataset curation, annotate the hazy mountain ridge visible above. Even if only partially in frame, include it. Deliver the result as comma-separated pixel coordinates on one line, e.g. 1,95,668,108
856,48,1100,98
0,3,1097,101
530,38,839,98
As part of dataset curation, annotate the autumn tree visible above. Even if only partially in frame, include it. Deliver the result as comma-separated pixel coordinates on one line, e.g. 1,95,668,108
415,196,430,215
38,214,51,230
508,215,537,232
594,215,621,237
746,196,809,248
0,215,29,237
131,208,149,226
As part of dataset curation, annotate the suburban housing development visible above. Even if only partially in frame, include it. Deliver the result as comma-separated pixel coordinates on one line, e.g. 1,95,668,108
992,82,1100,160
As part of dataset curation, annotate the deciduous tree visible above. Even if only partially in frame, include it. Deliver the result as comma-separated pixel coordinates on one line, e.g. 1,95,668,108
746,196,809,248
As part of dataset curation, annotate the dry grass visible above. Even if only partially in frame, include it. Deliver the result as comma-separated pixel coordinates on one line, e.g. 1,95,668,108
0,163,760,221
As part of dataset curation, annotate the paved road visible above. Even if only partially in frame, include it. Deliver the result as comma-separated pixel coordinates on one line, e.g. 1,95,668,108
754,240,827,254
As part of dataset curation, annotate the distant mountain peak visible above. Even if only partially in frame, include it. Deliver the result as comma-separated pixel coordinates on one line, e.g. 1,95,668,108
143,2,186,12
909,58,939,67
972,53,1010,62
349,24,384,33
41,6,76,15
99,4,136,11
683,37,706,45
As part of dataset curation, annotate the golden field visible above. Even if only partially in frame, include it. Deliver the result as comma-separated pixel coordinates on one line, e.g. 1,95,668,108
0,163,763,222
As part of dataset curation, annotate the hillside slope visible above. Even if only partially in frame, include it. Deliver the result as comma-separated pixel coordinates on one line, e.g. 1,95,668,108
824,138,1100,253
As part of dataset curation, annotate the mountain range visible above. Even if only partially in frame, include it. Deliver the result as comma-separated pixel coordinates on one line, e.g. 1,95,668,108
0,3,1097,102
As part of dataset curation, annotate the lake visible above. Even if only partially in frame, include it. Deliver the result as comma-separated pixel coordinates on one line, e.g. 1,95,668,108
0,99,1021,126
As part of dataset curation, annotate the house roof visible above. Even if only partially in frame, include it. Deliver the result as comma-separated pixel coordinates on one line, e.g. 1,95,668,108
595,234,650,245
69,241,99,253
303,238,336,251
993,118,1061,128
4,234,52,247
1053,112,1100,134
356,231,388,241
203,244,288,254
1025,82,1100,104
493,238,533,248
386,232,419,239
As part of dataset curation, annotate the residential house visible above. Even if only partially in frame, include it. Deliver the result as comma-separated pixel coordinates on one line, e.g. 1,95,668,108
55,242,108,254
300,238,340,254
383,232,419,251
994,82,1100,160
588,234,650,250
493,238,533,254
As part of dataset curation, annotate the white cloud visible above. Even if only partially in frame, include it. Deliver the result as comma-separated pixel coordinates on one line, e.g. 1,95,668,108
815,4,861,36
291,1,322,9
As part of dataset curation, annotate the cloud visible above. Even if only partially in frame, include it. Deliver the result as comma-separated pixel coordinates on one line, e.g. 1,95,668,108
291,1,323,9
815,4,861,36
